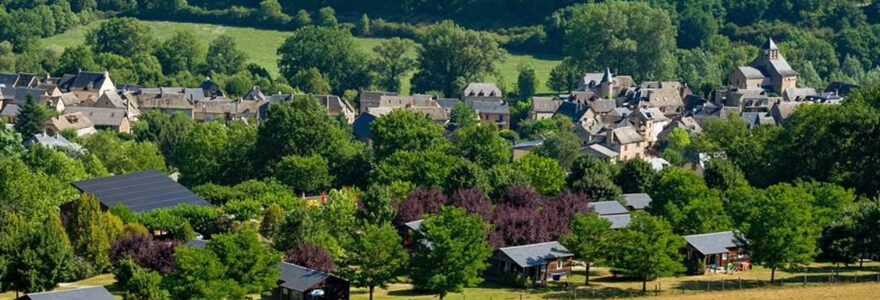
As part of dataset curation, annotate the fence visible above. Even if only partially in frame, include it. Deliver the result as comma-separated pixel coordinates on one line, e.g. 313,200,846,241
470,272,880,300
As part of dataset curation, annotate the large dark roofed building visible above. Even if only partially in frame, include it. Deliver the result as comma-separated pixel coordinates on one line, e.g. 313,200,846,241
18,286,115,300
71,170,210,213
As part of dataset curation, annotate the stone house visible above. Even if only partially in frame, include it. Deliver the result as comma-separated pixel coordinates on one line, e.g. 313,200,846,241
463,83,503,102
44,112,97,136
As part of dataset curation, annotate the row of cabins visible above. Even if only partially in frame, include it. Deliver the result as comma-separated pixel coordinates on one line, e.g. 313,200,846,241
22,229,743,300
50,169,746,300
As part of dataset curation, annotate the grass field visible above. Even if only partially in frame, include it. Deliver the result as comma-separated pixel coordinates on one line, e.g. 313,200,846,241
349,262,880,300
41,20,561,95
2,263,879,300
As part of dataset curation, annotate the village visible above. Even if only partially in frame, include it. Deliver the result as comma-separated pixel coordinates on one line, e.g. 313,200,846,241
6,0,880,299
2,32,878,300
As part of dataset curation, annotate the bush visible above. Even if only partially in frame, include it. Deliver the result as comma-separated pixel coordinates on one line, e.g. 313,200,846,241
223,199,263,221
370,18,421,39
113,258,140,288
68,256,98,281
685,257,707,275
497,26,549,53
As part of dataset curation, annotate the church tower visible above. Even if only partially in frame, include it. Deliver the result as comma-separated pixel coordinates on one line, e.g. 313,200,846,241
599,68,614,99
759,38,780,60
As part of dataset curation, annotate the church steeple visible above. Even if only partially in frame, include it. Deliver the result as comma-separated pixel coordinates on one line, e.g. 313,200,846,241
760,37,780,60
599,67,614,99
601,67,613,84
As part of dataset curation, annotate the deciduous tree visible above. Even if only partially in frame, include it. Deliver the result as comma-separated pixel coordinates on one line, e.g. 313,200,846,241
559,213,613,285
340,223,407,300
372,38,416,93
277,26,370,92
284,243,336,272
739,184,820,283
206,35,247,75
409,207,492,300
410,21,506,97
371,109,447,159
610,212,685,292
514,154,565,195
86,18,155,57
275,154,333,195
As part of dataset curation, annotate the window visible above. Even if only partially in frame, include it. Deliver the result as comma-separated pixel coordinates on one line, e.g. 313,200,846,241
557,259,563,269
722,253,728,260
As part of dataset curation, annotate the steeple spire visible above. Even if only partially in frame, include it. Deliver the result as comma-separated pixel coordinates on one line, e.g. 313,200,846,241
762,37,778,50
601,67,613,83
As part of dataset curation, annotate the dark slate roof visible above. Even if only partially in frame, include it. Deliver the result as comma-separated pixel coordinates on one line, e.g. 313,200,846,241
278,262,334,292
825,82,860,97
599,213,631,229
623,193,652,210
116,83,142,93
683,231,738,255
737,67,765,79
71,170,211,213
762,37,778,50
497,241,573,268
554,101,588,121
352,113,377,141
0,103,19,117
469,100,509,114
513,139,543,149
532,97,562,113
22,286,114,300
23,133,79,149
404,219,423,233
588,201,628,216
436,98,460,110
62,71,110,91
63,107,127,126
591,99,616,113
242,86,266,101
200,78,224,98
0,73,18,86
10,87,47,104
184,238,208,248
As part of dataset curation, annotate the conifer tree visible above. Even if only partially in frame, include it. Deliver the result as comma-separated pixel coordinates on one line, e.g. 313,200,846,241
66,193,112,271
14,94,51,140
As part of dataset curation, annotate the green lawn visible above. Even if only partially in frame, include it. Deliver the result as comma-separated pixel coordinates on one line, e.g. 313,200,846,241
351,262,880,299
41,20,561,95
3,262,877,300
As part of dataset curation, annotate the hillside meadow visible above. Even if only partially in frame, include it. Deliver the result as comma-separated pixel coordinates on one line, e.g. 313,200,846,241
41,20,561,95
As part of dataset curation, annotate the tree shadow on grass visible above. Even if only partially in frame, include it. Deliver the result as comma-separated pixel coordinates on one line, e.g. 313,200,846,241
386,289,436,297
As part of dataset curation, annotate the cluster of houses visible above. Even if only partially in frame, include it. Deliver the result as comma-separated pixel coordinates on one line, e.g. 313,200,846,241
0,71,355,139
518,39,857,164
1,39,859,165
6,39,843,299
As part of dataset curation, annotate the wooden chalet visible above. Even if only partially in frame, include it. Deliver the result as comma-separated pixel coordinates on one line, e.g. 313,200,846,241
272,262,349,300
485,241,574,287
682,231,751,273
